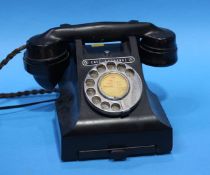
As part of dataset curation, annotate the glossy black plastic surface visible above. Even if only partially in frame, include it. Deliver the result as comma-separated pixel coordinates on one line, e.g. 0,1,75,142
22,21,177,161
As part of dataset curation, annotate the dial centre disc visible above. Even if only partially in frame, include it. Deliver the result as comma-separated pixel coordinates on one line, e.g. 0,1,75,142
98,72,129,100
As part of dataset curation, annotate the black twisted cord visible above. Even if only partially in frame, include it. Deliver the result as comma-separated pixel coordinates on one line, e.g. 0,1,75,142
0,45,59,110
0,89,59,98
0,99,56,110
0,45,26,70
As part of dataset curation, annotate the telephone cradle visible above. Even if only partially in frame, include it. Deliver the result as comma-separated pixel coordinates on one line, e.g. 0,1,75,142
22,21,177,161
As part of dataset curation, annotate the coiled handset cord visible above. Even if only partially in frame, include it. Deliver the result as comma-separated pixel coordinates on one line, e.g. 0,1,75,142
0,45,58,110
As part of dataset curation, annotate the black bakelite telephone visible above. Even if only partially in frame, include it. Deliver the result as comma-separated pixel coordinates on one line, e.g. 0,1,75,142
0,21,177,161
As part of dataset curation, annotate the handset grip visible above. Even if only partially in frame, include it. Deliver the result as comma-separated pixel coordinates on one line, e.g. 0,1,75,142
45,21,159,42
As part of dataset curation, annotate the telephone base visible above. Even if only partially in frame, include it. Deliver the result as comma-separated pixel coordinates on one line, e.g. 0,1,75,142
55,37,172,161
55,88,172,161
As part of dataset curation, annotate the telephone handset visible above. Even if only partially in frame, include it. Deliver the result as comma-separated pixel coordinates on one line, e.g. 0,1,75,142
1,21,177,161
24,21,177,90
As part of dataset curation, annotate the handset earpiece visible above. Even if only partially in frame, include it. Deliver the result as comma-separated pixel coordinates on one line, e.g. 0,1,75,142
24,35,70,90
139,28,177,67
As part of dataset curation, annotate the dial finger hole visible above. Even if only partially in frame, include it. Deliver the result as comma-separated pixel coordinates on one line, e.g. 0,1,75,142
89,70,99,79
97,64,106,73
86,88,96,96
107,62,116,70
92,96,101,105
125,69,135,78
117,63,126,72
111,103,121,111
101,101,110,110
86,79,95,87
